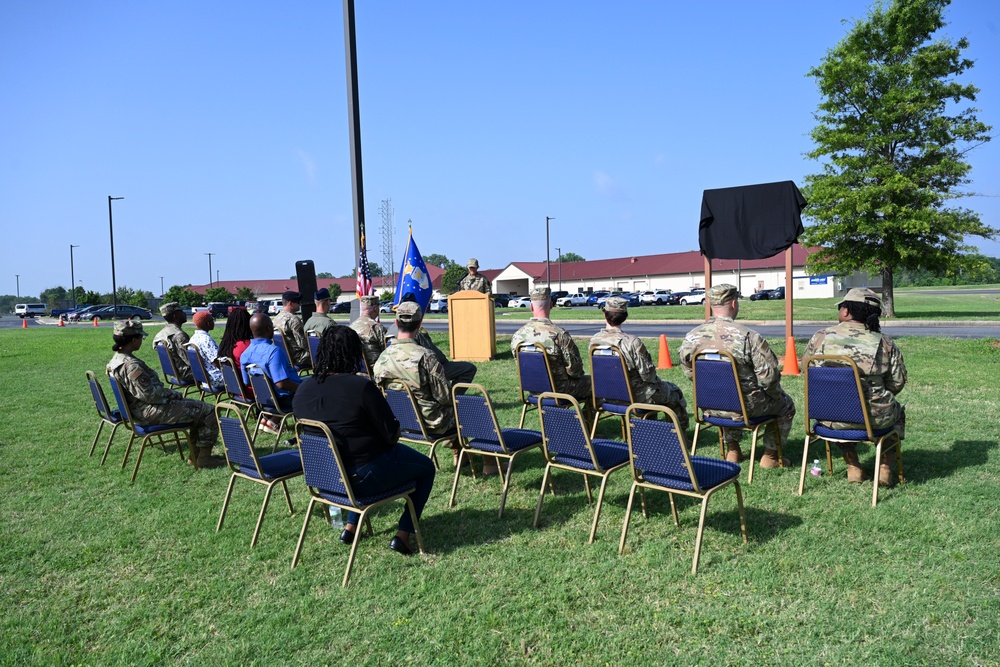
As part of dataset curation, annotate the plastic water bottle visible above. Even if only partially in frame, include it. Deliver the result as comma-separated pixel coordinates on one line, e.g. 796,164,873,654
328,506,344,529
810,459,823,477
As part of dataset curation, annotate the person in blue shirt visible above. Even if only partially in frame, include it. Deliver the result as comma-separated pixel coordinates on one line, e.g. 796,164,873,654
241,313,301,410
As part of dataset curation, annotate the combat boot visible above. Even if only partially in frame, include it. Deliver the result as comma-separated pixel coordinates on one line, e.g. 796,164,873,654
195,446,225,469
842,448,869,483
759,448,789,468
725,446,745,463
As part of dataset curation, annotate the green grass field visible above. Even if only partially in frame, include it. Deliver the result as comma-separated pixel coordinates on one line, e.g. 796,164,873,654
1,326,998,665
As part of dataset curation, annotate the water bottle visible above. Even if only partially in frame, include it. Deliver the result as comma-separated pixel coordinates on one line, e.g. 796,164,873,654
810,459,823,477
328,506,344,529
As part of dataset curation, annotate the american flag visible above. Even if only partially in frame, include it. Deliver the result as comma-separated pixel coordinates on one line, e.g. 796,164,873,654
356,233,373,298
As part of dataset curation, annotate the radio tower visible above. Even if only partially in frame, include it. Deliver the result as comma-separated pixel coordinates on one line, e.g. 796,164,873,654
379,197,395,291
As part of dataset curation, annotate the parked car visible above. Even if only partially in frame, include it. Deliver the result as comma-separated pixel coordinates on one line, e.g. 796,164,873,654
428,298,448,314
380,302,395,313
493,294,512,308
510,296,532,308
549,290,569,305
587,291,610,306
252,300,273,314
15,303,47,318
556,293,589,307
92,305,153,320
642,289,673,305
663,291,691,305
268,302,282,315
749,289,772,301
769,286,785,300
625,293,642,307
67,304,109,321
679,290,706,305
208,302,244,318
332,301,351,314
596,292,624,309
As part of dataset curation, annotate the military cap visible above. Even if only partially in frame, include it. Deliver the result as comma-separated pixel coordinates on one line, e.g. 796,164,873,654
113,318,147,337
467,257,480,268
604,296,629,312
360,295,380,307
708,284,739,306
395,301,423,323
159,301,182,317
282,290,302,303
314,287,331,301
840,288,881,309
530,286,551,301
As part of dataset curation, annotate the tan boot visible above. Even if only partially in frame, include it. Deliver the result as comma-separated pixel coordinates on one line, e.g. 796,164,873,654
725,446,745,463
878,462,895,487
195,446,225,469
759,449,789,468
842,449,870,483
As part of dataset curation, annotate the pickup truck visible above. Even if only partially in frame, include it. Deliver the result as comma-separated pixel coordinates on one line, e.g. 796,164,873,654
556,293,589,307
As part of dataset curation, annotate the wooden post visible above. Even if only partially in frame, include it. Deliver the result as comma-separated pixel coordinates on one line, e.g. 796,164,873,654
785,247,793,340
703,255,712,321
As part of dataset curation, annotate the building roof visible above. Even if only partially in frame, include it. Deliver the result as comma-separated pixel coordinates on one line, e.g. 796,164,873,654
188,264,445,298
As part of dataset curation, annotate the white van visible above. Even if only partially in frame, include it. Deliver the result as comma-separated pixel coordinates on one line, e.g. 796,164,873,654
15,303,47,318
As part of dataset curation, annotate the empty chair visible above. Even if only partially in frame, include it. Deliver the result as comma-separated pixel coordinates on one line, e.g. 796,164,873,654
382,384,456,470
589,344,635,438
450,383,543,517
798,355,904,507
619,404,747,574
534,392,630,543
153,340,197,397
215,402,303,548
86,370,123,465
307,330,321,369
185,343,225,402
218,356,255,410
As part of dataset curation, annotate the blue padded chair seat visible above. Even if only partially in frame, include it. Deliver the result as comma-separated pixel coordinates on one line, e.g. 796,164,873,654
555,439,629,471
317,482,417,509
106,410,123,424
238,449,302,480
134,421,192,436
814,423,896,441
704,414,772,428
467,428,543,454
640,456,741,492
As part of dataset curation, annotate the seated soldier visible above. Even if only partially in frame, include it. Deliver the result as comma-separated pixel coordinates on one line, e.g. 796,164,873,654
396,293,477,388
272,290,311,369
304,287,337,335
350,295,387,372
153,301,193,383
590,295,689,431
241,313,301,411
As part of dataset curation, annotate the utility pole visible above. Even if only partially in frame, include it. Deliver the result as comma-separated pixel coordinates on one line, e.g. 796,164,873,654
160,276,164,297
556,247,562,290
70,245,80,308
545,216,555,287
206,253,215,289
108,196,124,313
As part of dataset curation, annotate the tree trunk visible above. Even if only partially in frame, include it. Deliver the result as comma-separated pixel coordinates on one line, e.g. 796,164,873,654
881,265,895,318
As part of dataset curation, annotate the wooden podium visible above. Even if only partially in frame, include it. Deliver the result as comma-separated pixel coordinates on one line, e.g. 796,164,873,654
447,290,496,362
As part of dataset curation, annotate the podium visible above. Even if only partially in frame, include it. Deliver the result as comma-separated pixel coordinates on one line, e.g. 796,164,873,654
447,290,496,362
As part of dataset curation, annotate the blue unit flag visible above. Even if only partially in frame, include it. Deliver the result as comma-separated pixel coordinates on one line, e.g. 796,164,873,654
394,227,433,313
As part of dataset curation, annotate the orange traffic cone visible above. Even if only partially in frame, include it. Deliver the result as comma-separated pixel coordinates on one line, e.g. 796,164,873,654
93,317,100,327
22,318,28,329
657,334,673,369
781,336,800,376
58,318,65,327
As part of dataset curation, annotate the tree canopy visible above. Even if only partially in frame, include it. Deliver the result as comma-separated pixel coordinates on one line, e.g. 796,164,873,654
205,287,235,303
557,252,585,263
163,284,203,307
440,265,467,294
424,253,457,269
801,0,994,316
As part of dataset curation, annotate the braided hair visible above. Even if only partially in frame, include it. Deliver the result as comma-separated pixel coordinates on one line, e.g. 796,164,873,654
841,301,881,333
218,308,253,359
313,326,364,381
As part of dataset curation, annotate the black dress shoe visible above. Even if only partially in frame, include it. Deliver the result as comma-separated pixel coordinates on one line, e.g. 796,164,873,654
339,528,355,545
388,536,414,556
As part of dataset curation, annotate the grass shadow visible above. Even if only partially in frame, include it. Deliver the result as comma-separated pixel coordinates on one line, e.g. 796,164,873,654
900,439,997,484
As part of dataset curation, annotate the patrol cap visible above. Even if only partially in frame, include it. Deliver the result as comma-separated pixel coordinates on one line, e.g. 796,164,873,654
467,257,479,268
604,296,629,312
159,301,182,317
314,287,331,301
840,288,881,309
114,318,148,337
282,290,302,303
530,286,551,302
192,310,213,328
708,284,739,306
395,301,423,323
360,295,380,307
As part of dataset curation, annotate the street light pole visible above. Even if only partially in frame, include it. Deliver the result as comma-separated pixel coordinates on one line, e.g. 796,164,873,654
206,253,215,289
15,274,19,299
545,216,555,288
70,244,80,308
159,276,164,297
108,196,124,313
556,247,562,290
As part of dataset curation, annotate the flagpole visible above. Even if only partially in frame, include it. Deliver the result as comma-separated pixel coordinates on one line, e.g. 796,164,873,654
344,0,365,300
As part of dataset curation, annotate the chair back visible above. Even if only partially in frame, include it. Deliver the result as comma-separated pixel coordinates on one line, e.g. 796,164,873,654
626,404,701,493
590,344,634,408
105,371,137,428
452,383,505,452
246,364,286,414
383,383,429,440
184,343,216,392
803,355,872,436
515,343,556,397
692,349,748,420
87,370,117,421
273,330,292,364
154,340,189,387
219,356,252,401
538,392,601,470
307,331,321,368
295,419,358,506
216,401,263,476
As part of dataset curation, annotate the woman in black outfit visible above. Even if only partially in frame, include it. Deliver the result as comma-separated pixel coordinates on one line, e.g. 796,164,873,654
293,326,435,555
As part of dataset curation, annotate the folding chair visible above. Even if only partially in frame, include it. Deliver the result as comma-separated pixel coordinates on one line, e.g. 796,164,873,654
292,419,425,587
382,383,455,470
215,402,303,548
153,340,197,396
619,404,747,574
534,392,631,543
246,364,295,449
86,370,123,464
589,344,636,438
106,371,193,483
450,383,543,518
218,356,256,412
274,330,310,375
515,343,569,428
184,343,225,402
798,355,904,507
307,331,321,369
690,349,784,484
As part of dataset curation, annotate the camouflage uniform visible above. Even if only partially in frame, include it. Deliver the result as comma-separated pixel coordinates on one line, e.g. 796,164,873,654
459,274,491,294
414,328,477,386
803,320,907,434
590,326,689,431
374,338,455,434
107,351,217,449
512,317,592,403
679,315,795,450
273,310,311,368
351,314,388,373
152,322,192,382
303,312,336,336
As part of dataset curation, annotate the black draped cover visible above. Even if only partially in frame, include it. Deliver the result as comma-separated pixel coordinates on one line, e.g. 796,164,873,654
699,181,806,260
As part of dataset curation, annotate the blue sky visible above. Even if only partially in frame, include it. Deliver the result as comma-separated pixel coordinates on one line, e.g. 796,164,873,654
2,0,998,298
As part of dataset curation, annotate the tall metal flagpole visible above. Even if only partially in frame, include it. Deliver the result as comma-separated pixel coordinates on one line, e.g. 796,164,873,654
344,0,365,320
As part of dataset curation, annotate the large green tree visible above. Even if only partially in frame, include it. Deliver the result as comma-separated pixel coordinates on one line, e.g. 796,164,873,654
440,265,467,294
423,253,456,269
556,252,585,263
205,287,235,303
801,0,994,316
163,284,203,307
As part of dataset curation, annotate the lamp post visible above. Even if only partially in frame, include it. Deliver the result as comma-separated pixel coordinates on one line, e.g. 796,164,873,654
556,247,563,291
206,253,215,289
108,196,124,313
70,244,80,308
545,216,555,287
159,276,164,297
15,274,19,299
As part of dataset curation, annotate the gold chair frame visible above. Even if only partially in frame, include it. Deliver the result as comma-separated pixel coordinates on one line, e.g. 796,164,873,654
184,342,225,403
245,363,295,451
381,381,455,470
588,344,636,439
153,339,197,397
515,343,560,428
86,370,123,465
